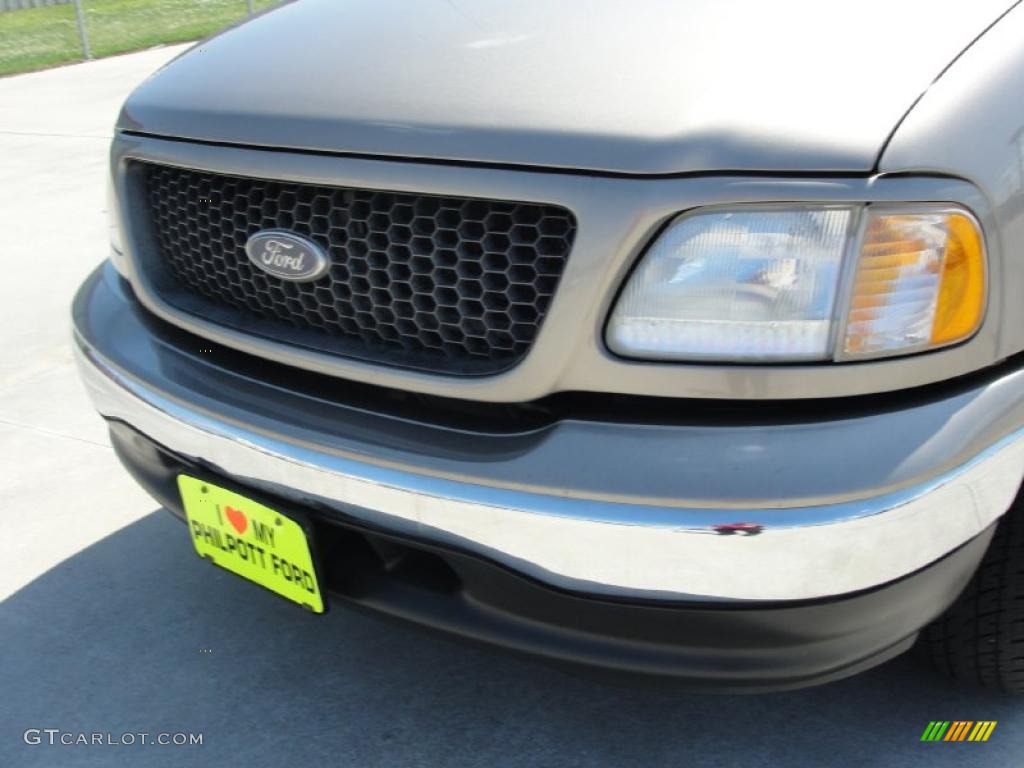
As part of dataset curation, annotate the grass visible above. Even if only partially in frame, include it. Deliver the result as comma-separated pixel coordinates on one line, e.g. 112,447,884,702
0,0,280,77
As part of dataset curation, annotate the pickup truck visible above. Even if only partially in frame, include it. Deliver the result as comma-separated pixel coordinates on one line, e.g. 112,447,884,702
73,0,1024,692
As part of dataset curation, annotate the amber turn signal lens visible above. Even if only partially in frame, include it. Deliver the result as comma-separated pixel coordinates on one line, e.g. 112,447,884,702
931,214,986,345
841,209,985,358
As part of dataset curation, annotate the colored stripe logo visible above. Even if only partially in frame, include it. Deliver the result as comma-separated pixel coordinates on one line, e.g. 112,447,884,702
921,721,997,742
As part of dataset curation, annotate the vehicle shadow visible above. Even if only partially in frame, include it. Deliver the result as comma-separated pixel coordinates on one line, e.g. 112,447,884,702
1,511,1020,768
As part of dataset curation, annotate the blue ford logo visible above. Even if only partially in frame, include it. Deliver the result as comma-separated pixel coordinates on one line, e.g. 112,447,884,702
244,230,329,282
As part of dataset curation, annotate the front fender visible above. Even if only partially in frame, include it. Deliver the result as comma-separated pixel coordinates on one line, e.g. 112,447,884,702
879,1,1024,363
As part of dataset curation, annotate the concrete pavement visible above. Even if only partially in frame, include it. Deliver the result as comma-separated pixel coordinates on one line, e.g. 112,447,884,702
1,44,1022,768
0,45,191,601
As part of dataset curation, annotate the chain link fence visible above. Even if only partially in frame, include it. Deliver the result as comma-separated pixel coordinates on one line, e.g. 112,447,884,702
0,0,282,77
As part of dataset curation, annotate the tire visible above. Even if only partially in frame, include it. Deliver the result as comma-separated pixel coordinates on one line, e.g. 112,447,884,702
916,494,1024,693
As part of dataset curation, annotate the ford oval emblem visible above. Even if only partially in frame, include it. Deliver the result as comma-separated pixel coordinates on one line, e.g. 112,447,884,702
244,230,330,282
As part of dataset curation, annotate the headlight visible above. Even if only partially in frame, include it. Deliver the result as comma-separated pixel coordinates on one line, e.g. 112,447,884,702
106,173,124,255
606,205,985,363
106,173,132,277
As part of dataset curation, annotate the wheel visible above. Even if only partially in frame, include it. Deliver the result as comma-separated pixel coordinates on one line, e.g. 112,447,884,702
916,493,1024,693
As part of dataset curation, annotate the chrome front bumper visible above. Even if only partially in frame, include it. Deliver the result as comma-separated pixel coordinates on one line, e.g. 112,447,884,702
74,273,1024,604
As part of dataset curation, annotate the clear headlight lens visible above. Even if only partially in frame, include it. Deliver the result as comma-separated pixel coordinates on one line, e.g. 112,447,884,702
606,204,986,364
106,173,130,276
607,207,853,361
106,174,123,254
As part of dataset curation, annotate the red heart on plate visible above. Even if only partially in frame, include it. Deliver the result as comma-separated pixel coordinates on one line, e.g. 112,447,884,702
225,505,248,535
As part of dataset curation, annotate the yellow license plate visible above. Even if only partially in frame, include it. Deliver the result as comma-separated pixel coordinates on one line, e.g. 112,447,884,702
178,475,324,613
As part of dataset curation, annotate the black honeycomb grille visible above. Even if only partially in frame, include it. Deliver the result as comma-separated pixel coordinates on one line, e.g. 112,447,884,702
140,164,576,375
